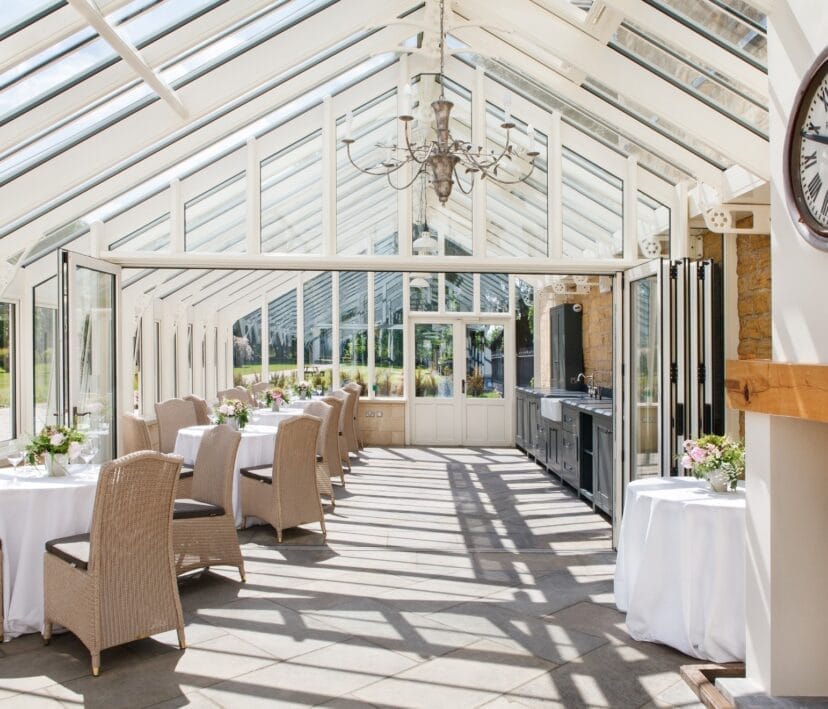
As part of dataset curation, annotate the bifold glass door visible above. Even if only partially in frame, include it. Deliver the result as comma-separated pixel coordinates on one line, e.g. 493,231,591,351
58,251,121,461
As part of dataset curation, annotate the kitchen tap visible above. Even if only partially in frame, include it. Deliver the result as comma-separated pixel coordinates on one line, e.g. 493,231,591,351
576,372,600,399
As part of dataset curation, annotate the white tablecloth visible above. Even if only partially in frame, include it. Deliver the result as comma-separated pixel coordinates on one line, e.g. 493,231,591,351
614,477,745,662
174,424,279,527
285,398,322,411
249,410,300,427
1,465,99,639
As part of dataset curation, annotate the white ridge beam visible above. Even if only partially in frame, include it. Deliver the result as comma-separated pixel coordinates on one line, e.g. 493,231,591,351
67,0,189,119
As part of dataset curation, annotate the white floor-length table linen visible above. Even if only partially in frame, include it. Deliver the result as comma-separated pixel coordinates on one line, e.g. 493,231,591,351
614,477,746,662
249,409,299,427
0,465,99,639
173,424,280,526
284,398,323,411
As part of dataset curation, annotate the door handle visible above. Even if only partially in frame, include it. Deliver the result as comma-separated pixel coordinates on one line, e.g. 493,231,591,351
72,405,90,429
461,379,466,394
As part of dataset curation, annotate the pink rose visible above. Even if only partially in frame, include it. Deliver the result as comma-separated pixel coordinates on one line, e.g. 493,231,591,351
681,453,693,469
690,446,707,462
49,432,65,447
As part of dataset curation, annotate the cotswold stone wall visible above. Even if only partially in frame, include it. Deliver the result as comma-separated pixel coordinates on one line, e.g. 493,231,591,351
736,234,771,360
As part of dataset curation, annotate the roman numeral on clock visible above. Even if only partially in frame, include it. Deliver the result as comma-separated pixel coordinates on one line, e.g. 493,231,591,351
822,190,828,219
803,151,818,170
808,172,823,201
819,86,828,112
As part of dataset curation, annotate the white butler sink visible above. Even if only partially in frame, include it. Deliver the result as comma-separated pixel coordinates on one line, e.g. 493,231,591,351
540,397,565,422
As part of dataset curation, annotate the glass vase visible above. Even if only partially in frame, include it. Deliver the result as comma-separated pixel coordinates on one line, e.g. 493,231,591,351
45,453,70,477
708,468,731,493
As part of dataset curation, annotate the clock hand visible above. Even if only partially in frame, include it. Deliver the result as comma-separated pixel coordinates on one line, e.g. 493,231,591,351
801,131,828,145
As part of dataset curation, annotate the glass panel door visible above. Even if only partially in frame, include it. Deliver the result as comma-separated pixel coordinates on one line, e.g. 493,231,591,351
33,277,59,431
60,251,120,462
411,322,461,444
463,323,510,445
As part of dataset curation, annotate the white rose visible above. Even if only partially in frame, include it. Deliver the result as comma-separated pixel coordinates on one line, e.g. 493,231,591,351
68,441,82,460
50,433,65,447
219,404,232,416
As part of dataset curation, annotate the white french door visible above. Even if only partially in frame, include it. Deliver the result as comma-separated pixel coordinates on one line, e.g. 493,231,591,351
58,250,121,461
408,316,512,446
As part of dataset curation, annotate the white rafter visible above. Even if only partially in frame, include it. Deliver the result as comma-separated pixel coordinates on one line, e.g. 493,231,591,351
66,0,189,119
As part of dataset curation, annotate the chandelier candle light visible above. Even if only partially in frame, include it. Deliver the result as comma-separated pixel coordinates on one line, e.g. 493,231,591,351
342,0,539,205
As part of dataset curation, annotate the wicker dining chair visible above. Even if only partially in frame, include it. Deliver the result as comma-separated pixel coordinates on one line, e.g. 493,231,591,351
251,382,270,397
217,388,237,403
1,538,4,642
338,387,360,456
303,401,336,508
122,413,155,453
240,415,325,542
233,386,256,408
43,451,186,676
320,395,345,486
172,424,244,580
183,395,211,425
342,381,364,449
329,390,352,472
152,401,198,498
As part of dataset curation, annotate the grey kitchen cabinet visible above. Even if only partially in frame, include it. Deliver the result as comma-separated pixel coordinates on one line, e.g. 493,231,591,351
545,420,562,477
560,404,579,489
515,389,527,450
593,415,613,515
550,304,585,391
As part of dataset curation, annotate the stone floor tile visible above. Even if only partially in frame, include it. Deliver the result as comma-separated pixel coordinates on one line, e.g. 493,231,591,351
643,678,706,708
350,639,554,709
0,693,65,708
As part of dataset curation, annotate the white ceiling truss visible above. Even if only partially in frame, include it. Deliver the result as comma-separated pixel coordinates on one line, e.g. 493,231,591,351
0,0,770,313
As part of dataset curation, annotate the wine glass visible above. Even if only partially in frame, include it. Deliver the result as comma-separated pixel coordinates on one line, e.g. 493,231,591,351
81,440,99,467
6,442,25,485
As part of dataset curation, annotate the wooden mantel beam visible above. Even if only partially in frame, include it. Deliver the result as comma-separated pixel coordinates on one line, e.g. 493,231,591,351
725,359,828,423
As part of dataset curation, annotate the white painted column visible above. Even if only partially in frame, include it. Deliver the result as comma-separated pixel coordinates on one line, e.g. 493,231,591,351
296,273,305,381
722,234,740,438
367,271,375,398
670,181,689,260
472,65,487,257
331,271,340,388
260,295,268,383
548,111,563,259
623,155,638,262
321,96,336,256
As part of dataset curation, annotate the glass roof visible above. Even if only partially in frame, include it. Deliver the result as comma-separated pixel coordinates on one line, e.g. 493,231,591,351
0,0,63,38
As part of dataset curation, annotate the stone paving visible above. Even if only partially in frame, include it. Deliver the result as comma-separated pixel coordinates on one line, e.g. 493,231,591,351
0,447,701,708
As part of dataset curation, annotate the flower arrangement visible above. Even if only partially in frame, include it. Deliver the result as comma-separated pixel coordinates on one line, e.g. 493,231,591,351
296,380,311,399
265,387,289,405
25,425,85,467
214,399,250,429
681,434,745,491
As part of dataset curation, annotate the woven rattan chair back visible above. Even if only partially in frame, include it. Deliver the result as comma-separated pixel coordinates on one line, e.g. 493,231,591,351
303,401,332,457
183,395,211,425
320,396,345,481
251,382,270,396
234,386,256,407
121,413,154,454
274,415,323,537
337,387,359,454
217,388,236,402
154,399,198,453
192,424,241,509
341,382,364,449
329,389,350,466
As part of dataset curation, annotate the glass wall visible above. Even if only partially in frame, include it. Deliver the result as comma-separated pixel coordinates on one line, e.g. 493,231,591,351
515,278,534,387
339,271,368,393
185,172,247,252
303,273,332,389
480,273,510,313
445,272,473,312
33,277,58,430
232,307,261,385
132,319,141,413
374,272,403,397
0,303,15,441
268,288,297,387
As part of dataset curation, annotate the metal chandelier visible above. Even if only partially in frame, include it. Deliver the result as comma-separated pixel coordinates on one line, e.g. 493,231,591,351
342,0,539,205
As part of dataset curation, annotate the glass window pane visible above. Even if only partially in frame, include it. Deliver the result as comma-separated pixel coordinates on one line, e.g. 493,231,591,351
562,147,623,259
154,320,161,403
466,325,504,398
480,273,510,313
515,278,534,387
132,318,141,413
374,272,403,398
33,277,59,429
303,273,332,386
261,130,322,254
339,271,368,394
337,90,399,255
0,303,15,441
410,275,438,312
1,1,62,36
110,214,171,252
185,172,246,252
630,275,660,480
445,272,473,312
414,324,453,398
485,102,548,257
268,288,297,387
637,191,671,260
232,308,261,386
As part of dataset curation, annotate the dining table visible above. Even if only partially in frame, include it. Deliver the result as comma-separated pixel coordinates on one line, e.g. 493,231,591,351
614,477,746,662
1,464,100,639
249,409,301,427
173,423,281,527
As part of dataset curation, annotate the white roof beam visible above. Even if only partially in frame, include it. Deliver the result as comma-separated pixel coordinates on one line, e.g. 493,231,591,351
452,25,724,187
66,0,188,119
599,0,767,98
454,0,769,180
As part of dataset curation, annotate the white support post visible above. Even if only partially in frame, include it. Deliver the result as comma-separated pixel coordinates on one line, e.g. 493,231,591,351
367,271,375,399
398,55,413,258
296,273,305,382
723,233,740,438
170,178,185,253
438,272,446,313
332,271,340,388
624,155,638,263
89,221,105,259
473,273,481,315
671,181,690,260
402,273,411,444
246,137,261,256
260,295,268,383
141,309,154,413
322,96,336,256
548,111,563,259
472,65,487,257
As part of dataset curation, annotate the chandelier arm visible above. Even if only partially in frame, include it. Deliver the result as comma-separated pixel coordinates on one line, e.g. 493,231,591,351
346,141,407,177
451,165,475,195
387,164,427,191
403,120,432,166
481,160,538,186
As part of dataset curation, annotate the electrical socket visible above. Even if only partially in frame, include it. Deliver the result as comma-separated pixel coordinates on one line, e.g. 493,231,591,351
365,411,375,417
376,411,383,417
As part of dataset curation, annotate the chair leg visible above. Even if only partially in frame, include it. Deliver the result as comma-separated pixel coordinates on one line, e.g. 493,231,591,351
42,621,52,645
177,626,187,650
239,562,246,582
320,514,327,542
91,651,101,677
277,528,283,543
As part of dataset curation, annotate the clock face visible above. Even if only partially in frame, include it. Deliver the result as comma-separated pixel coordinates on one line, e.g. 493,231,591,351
787,51,828,246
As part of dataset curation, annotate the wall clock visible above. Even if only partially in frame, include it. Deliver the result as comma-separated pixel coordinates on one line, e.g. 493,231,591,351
785,47,828,250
